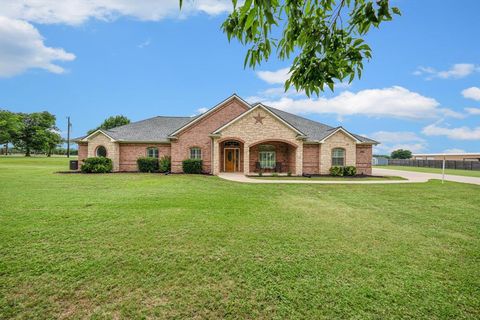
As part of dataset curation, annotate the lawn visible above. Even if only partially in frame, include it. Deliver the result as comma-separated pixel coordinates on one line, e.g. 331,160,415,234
1,157,479,319
379,165,480,178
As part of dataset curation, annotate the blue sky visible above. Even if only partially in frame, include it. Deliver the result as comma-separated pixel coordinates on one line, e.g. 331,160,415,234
0,0,479,154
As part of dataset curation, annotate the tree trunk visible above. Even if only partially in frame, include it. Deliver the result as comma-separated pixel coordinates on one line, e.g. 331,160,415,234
3,144,7,155
25,147,31,157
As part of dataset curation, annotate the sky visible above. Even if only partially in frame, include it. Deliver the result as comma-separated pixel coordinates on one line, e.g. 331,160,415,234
0,0,479,154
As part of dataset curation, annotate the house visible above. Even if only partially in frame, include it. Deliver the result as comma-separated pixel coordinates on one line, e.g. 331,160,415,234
372,156,389,166
412,153,480,161
75,94,378,175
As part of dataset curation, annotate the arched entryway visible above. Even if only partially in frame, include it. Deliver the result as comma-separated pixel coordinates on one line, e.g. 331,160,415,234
249,140,297,175
219,139,244,172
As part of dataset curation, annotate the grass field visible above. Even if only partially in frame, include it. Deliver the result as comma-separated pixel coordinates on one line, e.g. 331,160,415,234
379,165,480,178
251,175,405,181
1,157,479,319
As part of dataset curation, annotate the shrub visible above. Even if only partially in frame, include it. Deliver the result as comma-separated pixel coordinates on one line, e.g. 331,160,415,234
159,155,171,173
81,157,113,173
344,166,357,176
272,172,278,177
182,159,203,174
287,171,292,177
137,157,159,173
329,166,344,176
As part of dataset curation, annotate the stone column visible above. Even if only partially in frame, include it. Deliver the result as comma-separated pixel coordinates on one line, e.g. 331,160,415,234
295,143,303,176
243,144,250,175
212,138,219,175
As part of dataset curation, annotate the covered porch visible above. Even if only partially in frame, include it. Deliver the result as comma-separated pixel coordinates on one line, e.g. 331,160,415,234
248,140,297,175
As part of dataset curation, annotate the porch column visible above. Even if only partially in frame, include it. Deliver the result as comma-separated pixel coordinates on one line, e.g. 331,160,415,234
212,138,220,175
243,144,250,175
295,143,303,176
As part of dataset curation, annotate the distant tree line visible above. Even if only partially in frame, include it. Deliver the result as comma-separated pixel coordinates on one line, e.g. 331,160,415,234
0,110,63,157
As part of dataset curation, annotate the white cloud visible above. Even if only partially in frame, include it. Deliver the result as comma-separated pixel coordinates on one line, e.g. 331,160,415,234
462,87,480,101
414,63,478,80
370,131,427,154
0,0,233,25
422,123,480,140
465,107,480,115
256,67,290,84
443,148,466,153
0,16,75,77
197,107,208,114
257,86,458,120
137,39,151,48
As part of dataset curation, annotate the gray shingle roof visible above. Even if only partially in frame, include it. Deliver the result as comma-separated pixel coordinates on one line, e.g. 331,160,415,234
265,106,378,144
103,116,193,142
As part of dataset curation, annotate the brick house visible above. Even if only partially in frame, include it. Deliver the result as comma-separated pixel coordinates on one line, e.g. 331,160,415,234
75,94,378,175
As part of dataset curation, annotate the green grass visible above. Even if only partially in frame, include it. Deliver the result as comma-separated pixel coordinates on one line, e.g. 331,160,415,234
378,165,480,178
1,157,479,319
251,175,405,181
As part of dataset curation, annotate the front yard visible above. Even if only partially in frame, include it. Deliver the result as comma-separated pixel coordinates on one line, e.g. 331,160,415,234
378,165,480,178
1,157,479,319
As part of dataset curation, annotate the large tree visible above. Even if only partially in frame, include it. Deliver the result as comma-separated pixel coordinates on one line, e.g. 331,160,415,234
0,110,22,155
88,115,130,135
181,0,399,96
44,130,63,157
391,149,412,159
13,112,57,157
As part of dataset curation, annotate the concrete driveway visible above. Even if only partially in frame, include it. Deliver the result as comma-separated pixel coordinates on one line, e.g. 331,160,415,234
373,168,480,186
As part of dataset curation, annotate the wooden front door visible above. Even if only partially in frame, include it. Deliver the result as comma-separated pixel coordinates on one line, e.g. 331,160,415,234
224,148,239,172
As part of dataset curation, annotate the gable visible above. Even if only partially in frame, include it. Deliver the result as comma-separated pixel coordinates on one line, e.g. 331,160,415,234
169,94,250,137
81,130,116,142
321,129,358,144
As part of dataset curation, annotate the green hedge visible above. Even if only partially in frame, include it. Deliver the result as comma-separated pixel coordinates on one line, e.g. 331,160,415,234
344,166,357,176
182,159,203,174
159,155,171,173
137,157,159,173
329,166,344,176
81,157,113,173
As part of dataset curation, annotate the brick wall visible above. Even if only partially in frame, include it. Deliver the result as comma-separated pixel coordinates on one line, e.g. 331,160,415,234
119,143,171,171
356,144,373,175
302,144,320,174
248,141,291,173
77,143,88,169
87,133,120,171
171,98,249,173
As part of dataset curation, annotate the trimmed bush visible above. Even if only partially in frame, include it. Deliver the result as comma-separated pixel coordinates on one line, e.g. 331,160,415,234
159,155,171,173
182,159,203,174
137,157,159,173
344,166,357,176
329,166,344,177
81,157,113,173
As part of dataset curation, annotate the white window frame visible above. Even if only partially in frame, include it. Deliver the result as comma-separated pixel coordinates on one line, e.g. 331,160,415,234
259,151,276,169
146,147,159,158
332,148,345,166
190,147,202,160
96,145,107,157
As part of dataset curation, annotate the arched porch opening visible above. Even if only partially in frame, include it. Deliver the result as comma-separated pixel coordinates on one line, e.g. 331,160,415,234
219,139,244,172
249,140,298,175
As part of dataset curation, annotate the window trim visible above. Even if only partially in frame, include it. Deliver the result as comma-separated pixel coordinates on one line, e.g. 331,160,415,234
259,150,276,169
146,147,159,158
331,148,346,166
96,145,107,157
190,147,202,160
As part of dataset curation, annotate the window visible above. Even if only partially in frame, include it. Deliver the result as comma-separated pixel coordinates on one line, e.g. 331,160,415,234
259,145,276,169
96,146,107,157
224,141,240,147
190,147,202,159
146,147,159,158
332,148,345,166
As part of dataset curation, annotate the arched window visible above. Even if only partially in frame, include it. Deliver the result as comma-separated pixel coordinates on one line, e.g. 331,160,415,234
190,147,202,159
146,147,159,158
332,148,345,166
259,144,276,169
223,140,240,147
96,146,107,157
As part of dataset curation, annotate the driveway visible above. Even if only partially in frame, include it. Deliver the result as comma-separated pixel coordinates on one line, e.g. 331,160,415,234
219,169,480,185
373,168,480,186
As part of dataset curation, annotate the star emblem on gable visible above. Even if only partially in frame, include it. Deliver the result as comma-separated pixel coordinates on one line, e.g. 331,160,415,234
253,113,265,124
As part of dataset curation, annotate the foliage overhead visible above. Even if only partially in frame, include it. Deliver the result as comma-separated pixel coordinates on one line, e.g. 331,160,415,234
88,115,131,135
391,149,412,159
181,0,400,96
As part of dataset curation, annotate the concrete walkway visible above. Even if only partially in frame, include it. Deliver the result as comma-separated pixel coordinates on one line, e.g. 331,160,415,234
218,168,480,185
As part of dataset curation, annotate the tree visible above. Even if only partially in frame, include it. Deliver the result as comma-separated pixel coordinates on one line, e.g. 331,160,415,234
44,130,63,157
88,115,130,135
181,0,400,96
13,112,57,157
391,149,412,159
0,110,22,155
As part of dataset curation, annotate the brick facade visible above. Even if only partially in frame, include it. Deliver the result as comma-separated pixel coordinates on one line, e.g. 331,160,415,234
356,144,373,175
319,131,356,174
77,143,88,168
302,144,320,175
170,98,249,173
86,133,120,171
119,143,171,171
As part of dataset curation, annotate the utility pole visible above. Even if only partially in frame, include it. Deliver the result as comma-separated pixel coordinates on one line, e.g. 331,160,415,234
66,116,71,158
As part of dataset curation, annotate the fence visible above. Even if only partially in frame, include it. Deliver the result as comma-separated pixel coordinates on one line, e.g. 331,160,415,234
388,159,480,171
